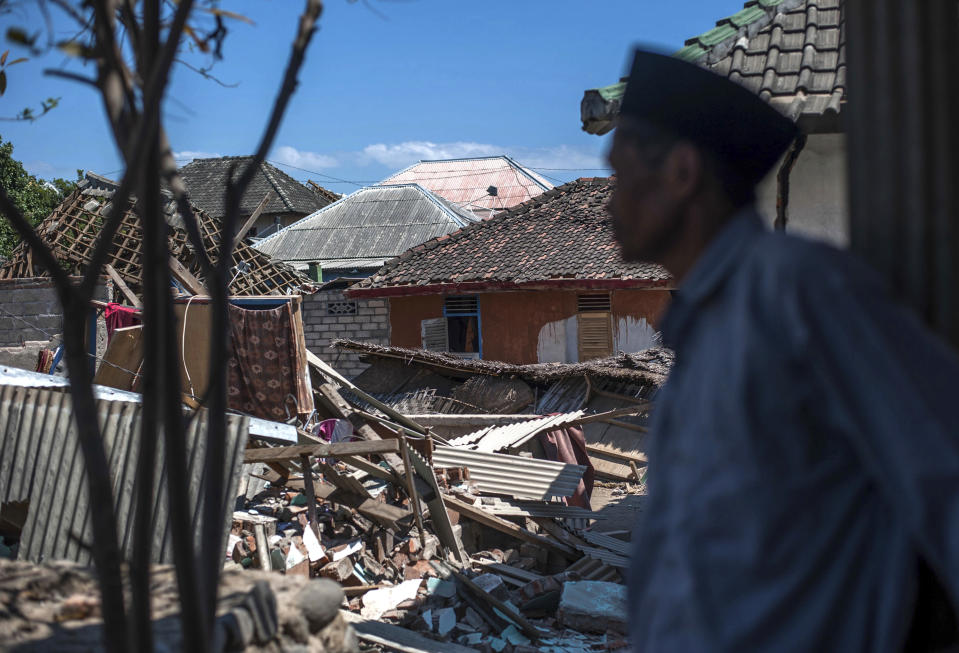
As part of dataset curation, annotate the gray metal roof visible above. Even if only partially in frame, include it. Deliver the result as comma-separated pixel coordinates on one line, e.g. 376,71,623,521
0,366,293,565
432,445,586,500
253,184,478,266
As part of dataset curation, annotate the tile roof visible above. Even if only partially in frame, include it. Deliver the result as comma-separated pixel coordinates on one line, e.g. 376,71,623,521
349,177,670,295
0,173,315,296
253,183,478,268
378,156,553,219
178,155,330,218
581,0,845,134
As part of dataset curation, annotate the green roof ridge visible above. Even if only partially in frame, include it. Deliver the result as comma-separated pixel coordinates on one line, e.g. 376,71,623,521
694,23,739,47
676,43,709,62
727,5,766,28
597,81,627,102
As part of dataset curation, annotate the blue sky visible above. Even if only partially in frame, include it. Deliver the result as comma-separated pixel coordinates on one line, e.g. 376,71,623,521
1,0,746,190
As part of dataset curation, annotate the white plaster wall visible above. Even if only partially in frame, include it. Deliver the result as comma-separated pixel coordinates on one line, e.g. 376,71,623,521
613,316,660,353
536,318,567,363
756,133,849,247
537,315,658,363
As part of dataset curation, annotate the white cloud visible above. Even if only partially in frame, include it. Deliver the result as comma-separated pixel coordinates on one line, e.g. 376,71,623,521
173,150,222,162
271,145,338,170
358,140,611,177
508,144,610,174
361,141,502,169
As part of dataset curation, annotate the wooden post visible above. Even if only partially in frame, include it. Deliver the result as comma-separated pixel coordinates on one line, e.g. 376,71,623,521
300,454,320,540
401,437,427,549
253,523,271,571
104,264,142,308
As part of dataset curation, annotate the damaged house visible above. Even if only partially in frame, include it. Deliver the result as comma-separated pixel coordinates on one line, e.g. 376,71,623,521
581,0,848,245
178,155,336,239
347,177,672,364
254,183,479,377
379,155,553,220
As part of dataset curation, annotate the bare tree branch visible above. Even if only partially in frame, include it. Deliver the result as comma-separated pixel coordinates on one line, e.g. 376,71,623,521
200,0,323,627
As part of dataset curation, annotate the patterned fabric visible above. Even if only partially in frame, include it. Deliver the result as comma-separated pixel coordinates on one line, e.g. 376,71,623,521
227,303,306,421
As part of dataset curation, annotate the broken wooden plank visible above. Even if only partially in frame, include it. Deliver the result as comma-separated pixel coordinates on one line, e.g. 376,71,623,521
243,439,400,464
104,264,142,308
340,610,480,653
284,477,413,531
168,256,207,295
401,437,427,549
402,440,466,563
231,191,273,250
473,560,544,584
300,455,320,540
441,494,578,560
339,455,399,483
308,350,428,436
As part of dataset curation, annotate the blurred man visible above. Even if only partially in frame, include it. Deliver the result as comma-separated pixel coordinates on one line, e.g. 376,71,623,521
611,49,959,652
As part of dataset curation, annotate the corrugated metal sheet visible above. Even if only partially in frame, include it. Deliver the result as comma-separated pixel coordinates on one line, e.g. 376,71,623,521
432,446,586,500
254,184,476,264
380,156,553,217
579,530,630,556
446,410,585,453
481,500,604,521
576,545,630,570
0,368,251,565
567,555,622,583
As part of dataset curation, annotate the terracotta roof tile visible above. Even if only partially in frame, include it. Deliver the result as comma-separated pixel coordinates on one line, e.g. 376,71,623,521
353,177,669,292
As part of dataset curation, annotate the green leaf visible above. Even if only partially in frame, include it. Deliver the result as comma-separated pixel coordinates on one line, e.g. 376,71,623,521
0,71,6,97
7,58,27,66
1,50,7,66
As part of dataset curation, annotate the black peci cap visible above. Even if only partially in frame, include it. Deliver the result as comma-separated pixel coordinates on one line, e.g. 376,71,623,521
620,48,799,187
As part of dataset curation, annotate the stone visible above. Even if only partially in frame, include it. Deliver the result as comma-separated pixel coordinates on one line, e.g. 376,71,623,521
435,606,456,636
557,581,627,634
403,559,434,580
472,573,510,601
426,577,456,599
297,579,344,633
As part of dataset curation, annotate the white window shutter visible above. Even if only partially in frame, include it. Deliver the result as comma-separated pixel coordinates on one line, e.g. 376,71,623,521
421,318,449,352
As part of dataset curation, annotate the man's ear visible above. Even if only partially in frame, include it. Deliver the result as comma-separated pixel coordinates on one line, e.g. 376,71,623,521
661,142,704,199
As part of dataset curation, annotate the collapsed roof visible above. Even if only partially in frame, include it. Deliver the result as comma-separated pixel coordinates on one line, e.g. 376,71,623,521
0,173,315,296
581,0,845,135
349,177,671,297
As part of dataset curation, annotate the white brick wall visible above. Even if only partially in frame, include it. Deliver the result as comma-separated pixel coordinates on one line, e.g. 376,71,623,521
302,289,389,379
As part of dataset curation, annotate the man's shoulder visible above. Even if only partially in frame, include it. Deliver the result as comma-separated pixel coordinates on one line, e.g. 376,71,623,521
743,228,877,297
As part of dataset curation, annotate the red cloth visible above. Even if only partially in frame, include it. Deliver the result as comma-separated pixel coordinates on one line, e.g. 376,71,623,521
536,425,595,510
104,303,141,342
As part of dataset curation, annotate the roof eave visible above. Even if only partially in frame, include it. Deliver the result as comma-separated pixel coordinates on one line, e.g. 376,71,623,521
346,277,673,298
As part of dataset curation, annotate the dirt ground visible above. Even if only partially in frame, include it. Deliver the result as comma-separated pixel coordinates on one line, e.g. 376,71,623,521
590,482,648,534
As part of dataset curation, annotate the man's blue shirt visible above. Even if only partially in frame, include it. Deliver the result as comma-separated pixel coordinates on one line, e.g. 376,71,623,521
628,208,959,651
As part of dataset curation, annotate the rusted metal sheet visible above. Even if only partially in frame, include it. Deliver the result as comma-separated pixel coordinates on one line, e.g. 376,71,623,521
432,446,586,500
0,367,251,565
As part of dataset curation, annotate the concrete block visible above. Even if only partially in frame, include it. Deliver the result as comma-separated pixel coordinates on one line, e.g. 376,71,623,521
557,581,627,634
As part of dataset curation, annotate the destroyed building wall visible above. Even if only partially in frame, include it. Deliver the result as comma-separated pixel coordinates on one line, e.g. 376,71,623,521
302,288,389,378
0,277,112,370
388,289,671,364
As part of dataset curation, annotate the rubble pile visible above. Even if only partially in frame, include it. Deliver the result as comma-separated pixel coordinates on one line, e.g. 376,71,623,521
225,354,638,651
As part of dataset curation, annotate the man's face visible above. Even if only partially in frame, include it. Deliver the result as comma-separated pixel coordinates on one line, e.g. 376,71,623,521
607,127,684,263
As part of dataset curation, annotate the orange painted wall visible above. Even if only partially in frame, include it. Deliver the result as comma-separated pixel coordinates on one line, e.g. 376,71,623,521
389,288,672,364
